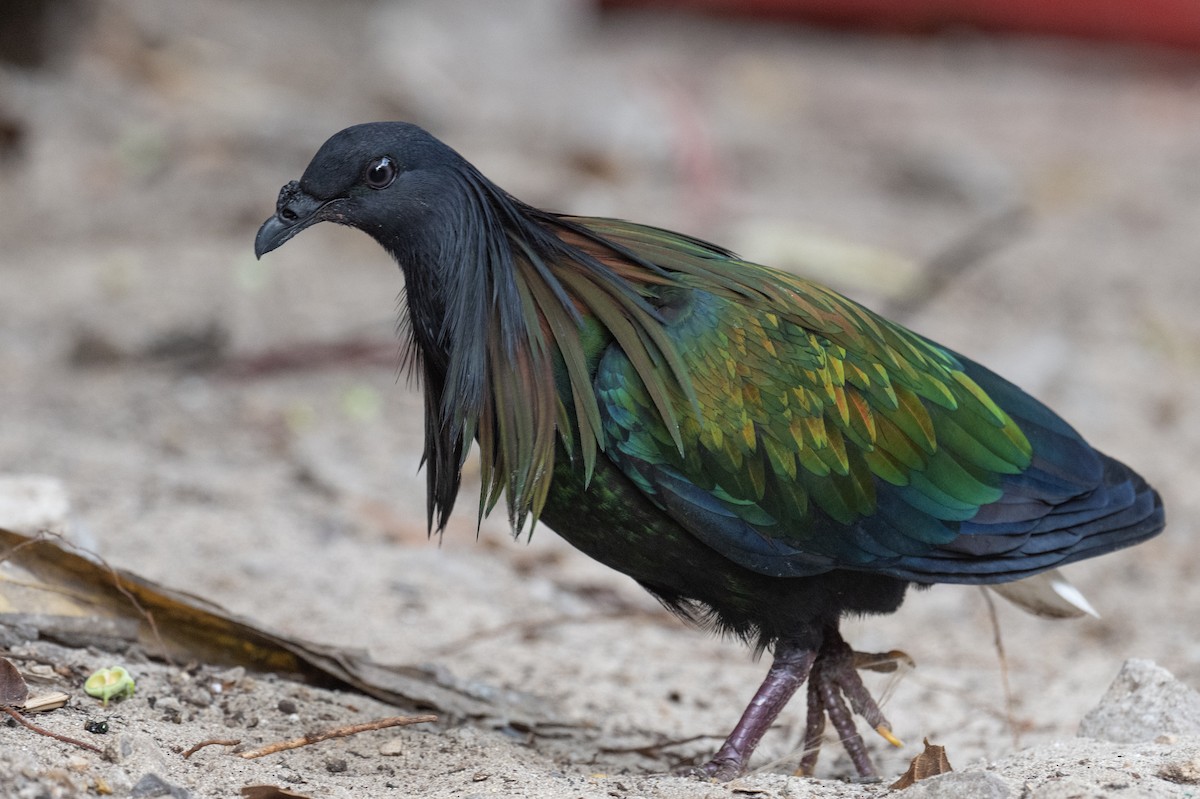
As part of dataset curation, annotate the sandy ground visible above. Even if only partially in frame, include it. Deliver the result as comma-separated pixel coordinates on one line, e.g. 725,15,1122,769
2,1,1200,797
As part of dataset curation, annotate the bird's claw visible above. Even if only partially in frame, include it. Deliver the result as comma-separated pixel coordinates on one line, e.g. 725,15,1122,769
795,634,904,779
875,723,903,748
853,649,915,674
682,756,744,782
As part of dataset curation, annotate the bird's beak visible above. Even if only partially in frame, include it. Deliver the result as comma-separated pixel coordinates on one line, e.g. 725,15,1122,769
254,180,330,259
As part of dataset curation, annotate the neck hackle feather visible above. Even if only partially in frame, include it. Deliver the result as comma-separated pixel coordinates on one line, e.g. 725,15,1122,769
405,165,710,537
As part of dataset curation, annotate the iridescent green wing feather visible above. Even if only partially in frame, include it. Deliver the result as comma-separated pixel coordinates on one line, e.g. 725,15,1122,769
579,218,1035,577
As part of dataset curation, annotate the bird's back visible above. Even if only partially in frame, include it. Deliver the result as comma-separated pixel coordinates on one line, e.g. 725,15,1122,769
573,217,1164,587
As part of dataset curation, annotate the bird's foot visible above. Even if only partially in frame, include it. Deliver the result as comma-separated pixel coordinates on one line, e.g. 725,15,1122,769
686,634,909,782
686,644,818,782
681,756,744,782
794,633,907,780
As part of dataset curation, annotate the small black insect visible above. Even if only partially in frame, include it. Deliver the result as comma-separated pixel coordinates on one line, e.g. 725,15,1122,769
84,719,109,735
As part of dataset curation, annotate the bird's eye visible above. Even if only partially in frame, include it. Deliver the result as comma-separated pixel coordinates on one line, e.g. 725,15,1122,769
365,156,397,189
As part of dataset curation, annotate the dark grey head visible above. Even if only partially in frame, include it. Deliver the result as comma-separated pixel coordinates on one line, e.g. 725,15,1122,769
254,122,570,533
254,122,470,259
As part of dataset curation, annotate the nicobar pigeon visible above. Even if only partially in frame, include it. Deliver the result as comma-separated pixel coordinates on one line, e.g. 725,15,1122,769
255,122,1165,781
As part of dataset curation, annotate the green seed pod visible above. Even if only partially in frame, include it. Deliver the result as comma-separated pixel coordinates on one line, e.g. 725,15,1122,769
84,666,135,706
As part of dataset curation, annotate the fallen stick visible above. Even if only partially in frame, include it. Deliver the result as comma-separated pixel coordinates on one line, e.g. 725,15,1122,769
0,705,104,754
980,587,1020,749
182,738,242,759
238,714,437,759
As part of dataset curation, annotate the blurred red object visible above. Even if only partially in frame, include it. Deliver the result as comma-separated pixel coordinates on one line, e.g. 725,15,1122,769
597,0,1200,51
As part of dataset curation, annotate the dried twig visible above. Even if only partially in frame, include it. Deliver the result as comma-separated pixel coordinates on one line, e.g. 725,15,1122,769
182,738,242,759
980,587,1020,749
0,534,43,567
238,714,437,759
600,732,724,771
0,705,104,754
598,733,718,756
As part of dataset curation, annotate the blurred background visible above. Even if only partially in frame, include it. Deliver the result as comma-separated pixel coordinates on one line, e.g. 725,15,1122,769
1,0,1198,785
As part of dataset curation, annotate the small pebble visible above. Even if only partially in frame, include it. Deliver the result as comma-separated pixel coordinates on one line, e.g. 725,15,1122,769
156,697,184,724
1159,756,1200,785
178,685,212,708
130,772,190,798
379,739,406,756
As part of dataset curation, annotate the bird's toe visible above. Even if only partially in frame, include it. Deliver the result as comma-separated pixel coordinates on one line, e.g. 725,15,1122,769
681,756,745,782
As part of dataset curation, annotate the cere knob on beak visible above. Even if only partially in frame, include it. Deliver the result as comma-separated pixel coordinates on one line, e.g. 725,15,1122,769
254,180,327,258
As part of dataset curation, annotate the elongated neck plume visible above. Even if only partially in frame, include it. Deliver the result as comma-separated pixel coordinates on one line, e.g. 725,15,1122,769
385,165,693,535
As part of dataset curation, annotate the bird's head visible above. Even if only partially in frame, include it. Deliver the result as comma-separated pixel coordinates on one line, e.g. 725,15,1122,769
254,121,572,534
254,122,466,261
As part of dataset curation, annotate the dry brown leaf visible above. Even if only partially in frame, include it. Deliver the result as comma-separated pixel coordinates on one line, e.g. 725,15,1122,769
889,737,953,789
0,528,556,728
0,657,29,707
240,786,314,799
23,691,69,713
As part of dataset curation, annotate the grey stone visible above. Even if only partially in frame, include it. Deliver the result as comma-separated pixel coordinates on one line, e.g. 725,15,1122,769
379,737,406,756
1079,659,1200,743
130,772,191,799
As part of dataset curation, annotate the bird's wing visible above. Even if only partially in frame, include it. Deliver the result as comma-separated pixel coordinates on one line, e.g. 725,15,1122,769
582,219,1161,584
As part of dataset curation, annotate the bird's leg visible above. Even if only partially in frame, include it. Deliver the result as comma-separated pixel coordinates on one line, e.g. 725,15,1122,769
796,673,826,775
693,642,817,781
794,627,903,781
